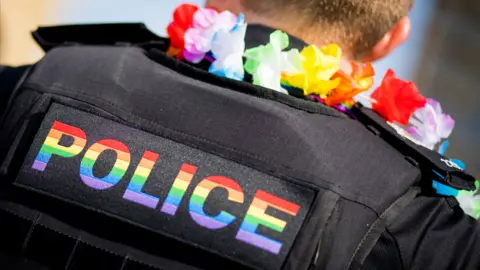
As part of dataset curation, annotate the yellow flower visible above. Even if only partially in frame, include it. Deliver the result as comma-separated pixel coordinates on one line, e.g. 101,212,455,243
282,44,342,97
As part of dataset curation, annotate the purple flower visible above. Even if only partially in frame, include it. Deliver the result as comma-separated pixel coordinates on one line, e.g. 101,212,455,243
407,98,455,150
183,8,237,63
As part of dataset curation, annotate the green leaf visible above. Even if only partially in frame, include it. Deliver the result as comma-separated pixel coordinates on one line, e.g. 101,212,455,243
244,58,260,74
270,30,289,51
244,47,264,74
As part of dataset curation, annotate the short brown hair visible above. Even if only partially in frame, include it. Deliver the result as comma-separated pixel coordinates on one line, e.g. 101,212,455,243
241,0,413,57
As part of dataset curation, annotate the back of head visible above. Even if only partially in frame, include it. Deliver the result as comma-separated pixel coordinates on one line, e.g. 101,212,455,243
236,0,413,59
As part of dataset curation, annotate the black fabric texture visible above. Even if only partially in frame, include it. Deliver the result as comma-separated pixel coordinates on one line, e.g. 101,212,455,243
347,187,420,269
123,261,160,270
15,103,316,270
0,206,33,254
68,242,125,270
0,251,51,270
0,91,50,178
313,198,377,270
283,191,340,270
0,201,209,270
0,65,31,123
360,230,404,270
387,196,480,270
24,225,77,268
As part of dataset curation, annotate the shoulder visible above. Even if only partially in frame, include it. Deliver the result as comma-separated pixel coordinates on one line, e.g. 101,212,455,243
384,195,480,269
32,23,169,53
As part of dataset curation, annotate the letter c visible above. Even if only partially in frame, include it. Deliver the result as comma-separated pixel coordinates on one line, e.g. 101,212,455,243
189,176,244,229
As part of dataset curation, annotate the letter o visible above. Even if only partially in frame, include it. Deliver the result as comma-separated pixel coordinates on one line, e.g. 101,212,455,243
80,139,131,190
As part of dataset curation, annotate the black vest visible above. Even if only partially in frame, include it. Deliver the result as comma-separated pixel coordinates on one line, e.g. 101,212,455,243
0,24,475,270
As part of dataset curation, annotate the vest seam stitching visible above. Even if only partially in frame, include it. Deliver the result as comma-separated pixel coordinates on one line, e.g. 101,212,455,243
346,187,420,269
308,196,342,269
0,203,162,269
386,228,406,270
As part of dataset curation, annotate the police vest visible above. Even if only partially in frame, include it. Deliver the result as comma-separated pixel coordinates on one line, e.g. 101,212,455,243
0,24,475,270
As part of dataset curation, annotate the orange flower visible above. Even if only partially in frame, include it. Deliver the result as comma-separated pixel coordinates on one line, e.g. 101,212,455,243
351,61,375,90
324,62,375,106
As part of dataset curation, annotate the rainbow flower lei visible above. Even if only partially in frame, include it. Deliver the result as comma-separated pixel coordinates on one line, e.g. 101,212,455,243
166,4,479,218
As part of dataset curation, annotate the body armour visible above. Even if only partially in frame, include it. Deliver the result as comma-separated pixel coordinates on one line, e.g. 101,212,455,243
0,24,476,270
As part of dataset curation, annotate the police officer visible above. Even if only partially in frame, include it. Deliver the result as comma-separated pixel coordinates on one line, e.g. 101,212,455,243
0,0,479,269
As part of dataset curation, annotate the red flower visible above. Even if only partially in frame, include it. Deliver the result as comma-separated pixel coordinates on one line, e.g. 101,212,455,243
167,4,199,50
371,69,426,125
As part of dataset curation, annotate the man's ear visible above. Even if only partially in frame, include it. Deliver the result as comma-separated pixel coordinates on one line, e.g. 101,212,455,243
360,16,411,62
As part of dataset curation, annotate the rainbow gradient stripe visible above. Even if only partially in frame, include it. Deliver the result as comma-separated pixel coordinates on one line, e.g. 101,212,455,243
32,121,86,172
189,176,244,229
160,163,197,215
236,190,300,254
80,139,131,190
123,150,160,208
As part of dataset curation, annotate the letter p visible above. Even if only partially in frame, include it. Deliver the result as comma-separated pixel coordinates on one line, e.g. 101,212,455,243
32,121,86,171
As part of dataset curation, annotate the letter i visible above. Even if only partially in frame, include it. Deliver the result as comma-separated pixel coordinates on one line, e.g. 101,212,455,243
160,163,197,216
123,151,160,208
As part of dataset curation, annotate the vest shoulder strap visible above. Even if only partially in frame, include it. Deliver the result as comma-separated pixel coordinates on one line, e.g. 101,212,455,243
352,104,476,192
32,23,170,53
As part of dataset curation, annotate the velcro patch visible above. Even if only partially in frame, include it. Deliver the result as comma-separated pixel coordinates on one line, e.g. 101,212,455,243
16,104,316,270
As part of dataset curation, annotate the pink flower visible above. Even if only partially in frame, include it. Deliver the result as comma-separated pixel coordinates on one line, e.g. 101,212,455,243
183,8,237,63
407,98,455,150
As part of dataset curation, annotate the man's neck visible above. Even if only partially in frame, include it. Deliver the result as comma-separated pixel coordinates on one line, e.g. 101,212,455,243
205,1,324,47
206,1,307,43
205,0,353,72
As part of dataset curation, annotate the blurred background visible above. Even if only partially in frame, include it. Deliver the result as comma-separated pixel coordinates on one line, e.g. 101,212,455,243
0,0,479,175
